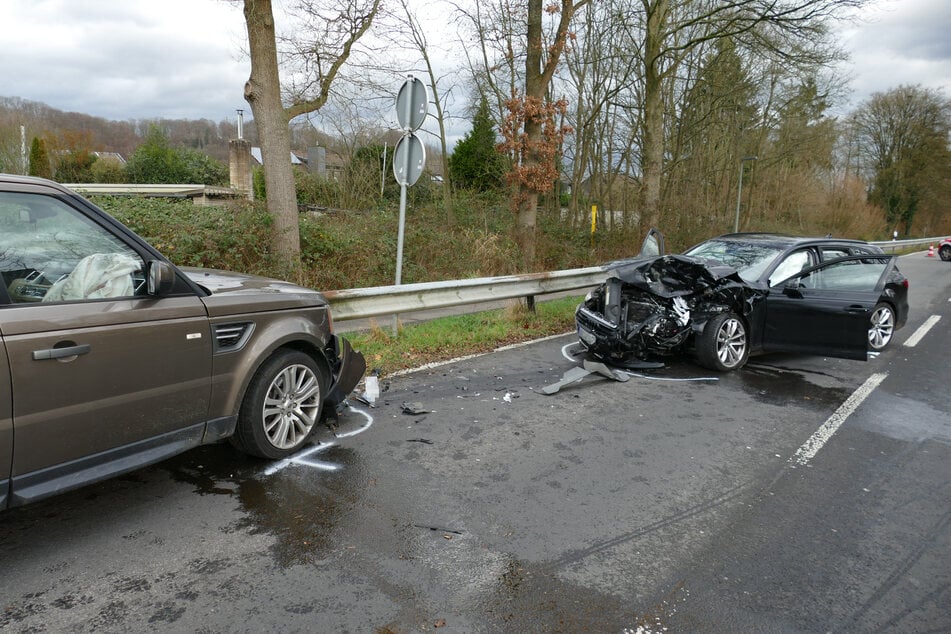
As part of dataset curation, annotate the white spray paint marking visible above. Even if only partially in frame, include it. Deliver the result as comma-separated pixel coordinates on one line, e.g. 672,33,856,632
562,342,583,362
903,315,941,348
620,370,718,383
790,373,886,466
263,406,374,475
333,406,374,438
262,441,342,476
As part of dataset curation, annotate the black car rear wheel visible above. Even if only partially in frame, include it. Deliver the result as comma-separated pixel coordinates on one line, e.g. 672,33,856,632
696,312,749,372
232,349,328,459
868,302,895,351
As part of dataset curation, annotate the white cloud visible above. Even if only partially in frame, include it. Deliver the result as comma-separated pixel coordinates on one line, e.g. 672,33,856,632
0,0,249,121
0,0,948,125
836,0,951,109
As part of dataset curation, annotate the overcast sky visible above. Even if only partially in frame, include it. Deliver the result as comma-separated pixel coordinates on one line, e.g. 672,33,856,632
0,0,948,128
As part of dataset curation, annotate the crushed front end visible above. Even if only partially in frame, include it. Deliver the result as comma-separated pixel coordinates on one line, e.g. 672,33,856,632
575,255,751,365
324,335,367,409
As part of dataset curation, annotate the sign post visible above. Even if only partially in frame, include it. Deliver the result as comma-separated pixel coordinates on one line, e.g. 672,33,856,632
391,75,428,334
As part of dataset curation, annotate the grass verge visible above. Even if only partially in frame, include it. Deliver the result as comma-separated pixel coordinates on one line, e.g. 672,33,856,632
345,295,583,376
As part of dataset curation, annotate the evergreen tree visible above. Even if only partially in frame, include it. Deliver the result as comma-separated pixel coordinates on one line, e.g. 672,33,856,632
852,85,951,234
449,97,506,191
28,137,53,179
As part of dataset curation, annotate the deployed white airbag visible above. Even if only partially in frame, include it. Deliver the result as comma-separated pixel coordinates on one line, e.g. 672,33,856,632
43,252,140,302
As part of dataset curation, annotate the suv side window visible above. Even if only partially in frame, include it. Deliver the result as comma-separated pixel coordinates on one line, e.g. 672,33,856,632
0,192,144,304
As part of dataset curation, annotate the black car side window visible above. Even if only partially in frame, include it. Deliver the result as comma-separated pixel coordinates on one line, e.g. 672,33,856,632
768,249,816,287
821,247,849,260
0,192,144,304
795,258,890,291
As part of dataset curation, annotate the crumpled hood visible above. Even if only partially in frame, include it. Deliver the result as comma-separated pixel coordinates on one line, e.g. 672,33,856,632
609,254,744,298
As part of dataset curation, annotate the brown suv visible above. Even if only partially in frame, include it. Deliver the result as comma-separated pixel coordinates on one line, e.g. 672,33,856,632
0,175,365,509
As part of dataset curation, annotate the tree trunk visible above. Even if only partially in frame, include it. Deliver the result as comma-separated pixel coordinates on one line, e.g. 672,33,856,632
518,0,545,270
243,0,300,270
640,0,668,229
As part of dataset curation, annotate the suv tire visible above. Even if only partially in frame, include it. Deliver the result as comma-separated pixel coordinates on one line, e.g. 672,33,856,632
232,349,328,459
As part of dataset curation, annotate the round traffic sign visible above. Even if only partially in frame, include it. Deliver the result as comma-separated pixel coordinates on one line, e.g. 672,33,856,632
393,133,426,187
396,76,428,131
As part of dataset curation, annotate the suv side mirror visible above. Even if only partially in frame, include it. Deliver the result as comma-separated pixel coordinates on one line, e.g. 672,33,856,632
147,260,176,296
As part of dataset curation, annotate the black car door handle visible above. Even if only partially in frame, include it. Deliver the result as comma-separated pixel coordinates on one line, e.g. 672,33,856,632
844,306,869,315
33,344,92,360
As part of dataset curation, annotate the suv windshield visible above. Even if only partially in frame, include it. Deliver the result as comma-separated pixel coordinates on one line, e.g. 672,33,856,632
684,239,786,282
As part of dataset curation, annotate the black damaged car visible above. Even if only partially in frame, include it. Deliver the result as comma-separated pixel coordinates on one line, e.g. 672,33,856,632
575,231,909,372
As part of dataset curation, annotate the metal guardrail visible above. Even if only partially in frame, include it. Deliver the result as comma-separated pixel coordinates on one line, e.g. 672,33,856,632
324,266,607,321
325,237,945,322
870,238,938,253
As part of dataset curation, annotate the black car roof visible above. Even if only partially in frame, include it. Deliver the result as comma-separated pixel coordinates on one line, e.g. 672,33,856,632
707,232,871,248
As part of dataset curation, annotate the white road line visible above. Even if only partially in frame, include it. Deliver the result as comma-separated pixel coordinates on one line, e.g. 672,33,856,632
790,372,887,466
903,315,941,348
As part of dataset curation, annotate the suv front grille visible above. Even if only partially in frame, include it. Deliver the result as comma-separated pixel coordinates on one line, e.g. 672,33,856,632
212,322,254,353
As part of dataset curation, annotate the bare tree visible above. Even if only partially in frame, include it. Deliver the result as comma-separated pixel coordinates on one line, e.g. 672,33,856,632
242,0,381,269
622,0,866,228
460,0,589,269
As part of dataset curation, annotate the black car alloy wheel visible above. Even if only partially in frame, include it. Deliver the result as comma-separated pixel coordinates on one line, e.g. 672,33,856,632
868,302,895,351
696,312,749,371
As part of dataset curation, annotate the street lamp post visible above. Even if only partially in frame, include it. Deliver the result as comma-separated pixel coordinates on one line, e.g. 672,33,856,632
734,155,757,232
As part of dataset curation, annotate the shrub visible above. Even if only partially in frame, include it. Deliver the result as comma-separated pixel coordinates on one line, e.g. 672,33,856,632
126,124,227,185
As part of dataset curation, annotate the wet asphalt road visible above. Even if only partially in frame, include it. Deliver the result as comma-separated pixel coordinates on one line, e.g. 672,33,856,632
1,255,949,633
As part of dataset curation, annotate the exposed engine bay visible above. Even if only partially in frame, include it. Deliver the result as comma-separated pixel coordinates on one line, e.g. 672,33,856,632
575,255,756,366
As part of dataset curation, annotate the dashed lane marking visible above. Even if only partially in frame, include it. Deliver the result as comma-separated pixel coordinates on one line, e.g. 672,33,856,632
790,372,887,466
903,315,941,348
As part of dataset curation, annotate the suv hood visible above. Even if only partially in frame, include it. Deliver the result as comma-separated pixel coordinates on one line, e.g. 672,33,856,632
182,267,329,316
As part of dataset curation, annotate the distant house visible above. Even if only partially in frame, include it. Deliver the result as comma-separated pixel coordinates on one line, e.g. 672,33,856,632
250,146,346,181
91,151,126,164
250,147,305,167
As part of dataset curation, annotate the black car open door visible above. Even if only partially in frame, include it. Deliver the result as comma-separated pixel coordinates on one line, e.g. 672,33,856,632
761,255,897,360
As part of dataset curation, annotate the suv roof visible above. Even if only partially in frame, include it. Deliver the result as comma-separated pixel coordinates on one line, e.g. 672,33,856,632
1,173,62,186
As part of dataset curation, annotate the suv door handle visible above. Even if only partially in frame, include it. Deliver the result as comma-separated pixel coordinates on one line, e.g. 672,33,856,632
33,344,91,360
